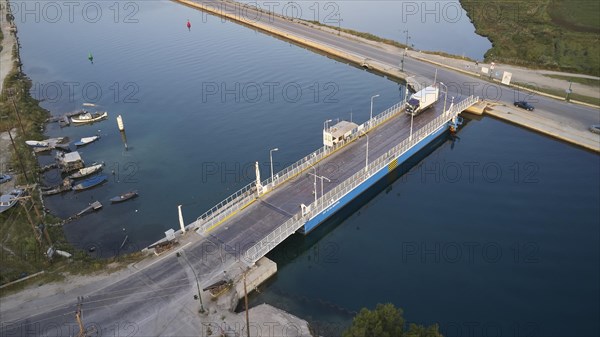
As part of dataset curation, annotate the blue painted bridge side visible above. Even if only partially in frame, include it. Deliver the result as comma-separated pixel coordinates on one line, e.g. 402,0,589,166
302,122,449,234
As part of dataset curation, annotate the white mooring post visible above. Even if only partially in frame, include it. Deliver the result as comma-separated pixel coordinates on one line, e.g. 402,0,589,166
117,115,125,131
255,161,262,196
178,205,186,234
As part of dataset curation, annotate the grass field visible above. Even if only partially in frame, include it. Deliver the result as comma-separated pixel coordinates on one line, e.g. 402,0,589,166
305,20,477,63
513,81,600,106
460,0,600,76
544,74,600,87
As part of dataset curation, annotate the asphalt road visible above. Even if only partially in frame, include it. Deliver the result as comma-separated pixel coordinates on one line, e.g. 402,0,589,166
1,101,445,336
199,0,599,128
3,1,597,335
210,99,446,252
1,238,243,336
1,84,449,337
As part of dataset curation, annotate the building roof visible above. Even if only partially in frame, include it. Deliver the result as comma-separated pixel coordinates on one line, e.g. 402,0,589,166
326,121,359,138
60,151,82,163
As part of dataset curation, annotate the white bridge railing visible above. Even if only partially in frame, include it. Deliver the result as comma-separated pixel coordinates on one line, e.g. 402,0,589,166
193,100,407,233
243,95,479,263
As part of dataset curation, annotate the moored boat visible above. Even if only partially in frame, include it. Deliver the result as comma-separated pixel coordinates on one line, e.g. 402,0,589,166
25,140,49,148
0,174,12,184
0,189,25,214
71,111,108,124
27,137,67,151
110,191,138,203
72,175,107,191
74,136,100,147
42,185,70,196
68,163,104,179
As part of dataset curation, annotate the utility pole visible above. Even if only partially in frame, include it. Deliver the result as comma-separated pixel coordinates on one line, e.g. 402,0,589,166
76,303,85,337
244,270,250,337
176,251,205,313
28,194,51,245
7,89,26,136
565,81,573,101
75,301,97,337
29,194,52,245
3,122,30,182
19,198,42,246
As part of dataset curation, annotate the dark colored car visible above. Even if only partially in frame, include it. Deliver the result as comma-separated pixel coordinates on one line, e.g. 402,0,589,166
514,101,535,111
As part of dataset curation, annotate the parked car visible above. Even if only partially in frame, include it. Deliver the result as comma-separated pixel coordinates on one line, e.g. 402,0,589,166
0,174,12,184
514,101,535,111
590,124,600,135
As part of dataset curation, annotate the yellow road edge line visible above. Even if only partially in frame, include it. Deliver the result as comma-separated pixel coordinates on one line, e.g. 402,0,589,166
200,107,406,234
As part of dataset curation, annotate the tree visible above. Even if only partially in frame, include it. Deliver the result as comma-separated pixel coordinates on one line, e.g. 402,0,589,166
343,303,443,337
405,323,443,337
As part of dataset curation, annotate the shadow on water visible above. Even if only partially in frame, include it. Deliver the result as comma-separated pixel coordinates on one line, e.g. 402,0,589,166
270,125,465,264
240,121,469,330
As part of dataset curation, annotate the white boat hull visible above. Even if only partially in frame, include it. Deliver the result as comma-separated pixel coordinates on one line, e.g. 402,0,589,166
71,112,108,124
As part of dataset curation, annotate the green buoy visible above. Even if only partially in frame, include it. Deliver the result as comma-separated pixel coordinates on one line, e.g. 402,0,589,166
88,52,94,63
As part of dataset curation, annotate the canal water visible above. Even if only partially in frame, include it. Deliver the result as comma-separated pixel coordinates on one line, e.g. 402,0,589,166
11,1,599,336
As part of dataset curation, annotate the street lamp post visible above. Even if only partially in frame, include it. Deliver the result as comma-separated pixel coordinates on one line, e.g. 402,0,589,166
269,148,279,182
401,30,410,71
439,82,448,114
176,251,205,313
319,176,330,201
308,172,330,205
361,131,369,172
308,162,317,204
409,111,414,142
370,94,380,126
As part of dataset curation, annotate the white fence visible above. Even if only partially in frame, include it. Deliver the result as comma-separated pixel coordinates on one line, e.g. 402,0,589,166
194,100,407,233
243,95,479,263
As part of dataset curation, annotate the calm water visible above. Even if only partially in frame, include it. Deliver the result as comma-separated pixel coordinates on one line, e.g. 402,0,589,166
12,1,599,336
252,117,600,336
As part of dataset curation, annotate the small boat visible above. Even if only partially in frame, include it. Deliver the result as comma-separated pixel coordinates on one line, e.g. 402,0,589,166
42,185,70,196
72,175,108,191
71,111,108,124
26,140,49,148
33,146,52,153
110,191,138,203
68,163,103,179
0,189,24,214
74,136,100,147
0,174,12,184
42,178,72,196
28,137,67,151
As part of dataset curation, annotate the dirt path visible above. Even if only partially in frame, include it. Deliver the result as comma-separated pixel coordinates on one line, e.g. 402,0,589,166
0,0,18,192
0,0,17,94
0,130,17,193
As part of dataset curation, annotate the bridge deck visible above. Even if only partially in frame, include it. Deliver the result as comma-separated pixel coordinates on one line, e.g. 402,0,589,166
204,98,448,253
